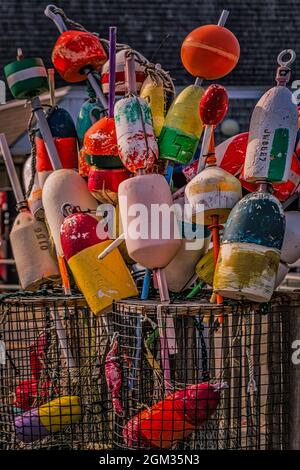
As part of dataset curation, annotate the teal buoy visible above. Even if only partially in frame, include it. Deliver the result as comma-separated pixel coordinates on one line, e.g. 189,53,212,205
76,99,105,144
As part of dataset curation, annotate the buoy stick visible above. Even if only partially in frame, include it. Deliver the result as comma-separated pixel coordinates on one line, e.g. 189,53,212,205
58,255,71,295
48,68,56,107
83,69,108,109
108,26,117,118
196,125,214,174
31,96,62,171
194,10,229,87
210,214,224,319
50,307,76,369
154,268,169,303
156,305,172,395
125,52,137,95
141,268,151,300
44,5,68,33
186,280,206,299
0,134,25,205
98,233,125,259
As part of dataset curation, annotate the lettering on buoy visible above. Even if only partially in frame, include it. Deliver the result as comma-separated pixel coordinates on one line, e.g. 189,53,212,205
34,227,49,250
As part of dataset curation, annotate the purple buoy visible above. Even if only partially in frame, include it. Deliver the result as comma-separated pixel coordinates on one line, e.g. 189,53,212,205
15,408,49,443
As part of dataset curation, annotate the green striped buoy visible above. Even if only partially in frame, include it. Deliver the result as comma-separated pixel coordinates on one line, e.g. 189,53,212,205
4,58,48,100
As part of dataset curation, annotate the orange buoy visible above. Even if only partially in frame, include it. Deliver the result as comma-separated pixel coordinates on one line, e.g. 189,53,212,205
181,24,240,80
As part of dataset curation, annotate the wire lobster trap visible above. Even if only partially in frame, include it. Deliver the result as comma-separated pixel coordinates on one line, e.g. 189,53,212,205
0,291,112,450
110,293,291,450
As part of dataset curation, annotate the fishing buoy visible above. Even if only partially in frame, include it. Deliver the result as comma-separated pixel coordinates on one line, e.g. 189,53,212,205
76,98,105,144
84,117,122,169
244,50,298,184
4,57,48,99
275,261,289,287
101,49,147,95
51,30,106,83
280,211,300,264
241,152,300,202
88,167,130,204
123,382,227,449
185,142,242,225
158,85,204,166
183,132,248,182
0,134,59,290
14,396,82,443
45,5,107,108
181,21,240,80
164,198,211,292
60,210,138,315
213,191,285,302
42,169,98,257
36,107,78,185
140,72,165,137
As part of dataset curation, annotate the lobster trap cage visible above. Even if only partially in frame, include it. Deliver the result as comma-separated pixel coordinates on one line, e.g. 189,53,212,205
0,292,112,450
0,290,297,450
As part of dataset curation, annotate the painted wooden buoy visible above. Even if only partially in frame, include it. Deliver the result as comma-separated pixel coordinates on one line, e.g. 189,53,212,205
181,24,240,79
158,85,204,165
101,49,146,95
183,132,248,182
213,192,285,302
60,211,138,315
118,174,181,269
241,152,300,202
114,95,158,173
88,167,130,204
280,211,300,264
164,198,211,292
140,75,165,137
51,30,107,83
36,107,79,185
84,117,123,169
185,165,242,225
42,169,98,257
15,396,82,443
123,382,226,449
4,57,48,99
244,50,298,183
76,98,105,144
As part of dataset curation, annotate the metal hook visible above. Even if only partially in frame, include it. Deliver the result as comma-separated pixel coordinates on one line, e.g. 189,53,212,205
277,49,296,67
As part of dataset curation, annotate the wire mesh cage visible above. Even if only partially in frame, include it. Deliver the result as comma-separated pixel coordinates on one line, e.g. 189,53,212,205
0,291,112,450
0,290,295,450
110,293,291,450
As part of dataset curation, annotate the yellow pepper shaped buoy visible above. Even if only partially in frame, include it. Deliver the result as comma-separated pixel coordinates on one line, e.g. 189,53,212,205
140,75,165,137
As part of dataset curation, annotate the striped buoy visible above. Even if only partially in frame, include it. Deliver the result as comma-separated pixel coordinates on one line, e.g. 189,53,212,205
101,49,146,95
4,57,48,99
213,192,285,302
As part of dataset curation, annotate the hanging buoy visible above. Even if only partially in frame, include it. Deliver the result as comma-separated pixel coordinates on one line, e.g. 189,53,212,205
181,21,240,80
88,167,130,204
244,50,298,183
84,117,123,169
140,72,165,137
0,134,59,290
213,191,285,302
36,107,79,185
101,49,147,95
164,198,211,292
76,98,105,144
14,396,82,443
158,85,204,166
4,57,48,99
60,210,138,315
42,169,98,257
280,211,300,264
123,382,227,448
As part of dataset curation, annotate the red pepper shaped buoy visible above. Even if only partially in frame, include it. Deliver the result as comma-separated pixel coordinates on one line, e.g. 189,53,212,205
123,382,227,448
52,30,107,83
84,117,123,169
199,84,229,126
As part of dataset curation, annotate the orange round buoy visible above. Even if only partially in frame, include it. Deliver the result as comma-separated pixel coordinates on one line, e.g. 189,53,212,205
52,30,107,83
181,25,240,79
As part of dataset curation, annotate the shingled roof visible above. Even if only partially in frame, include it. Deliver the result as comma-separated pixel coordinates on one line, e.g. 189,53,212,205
0,0,299,94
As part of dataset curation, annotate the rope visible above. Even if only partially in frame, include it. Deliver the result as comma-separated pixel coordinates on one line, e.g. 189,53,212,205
26,111,37,199
244,311,257,394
